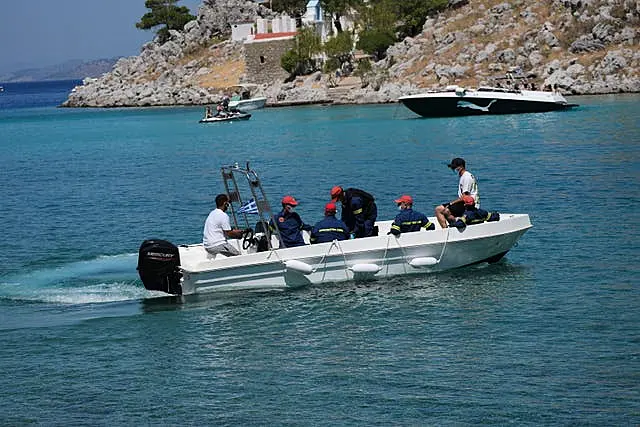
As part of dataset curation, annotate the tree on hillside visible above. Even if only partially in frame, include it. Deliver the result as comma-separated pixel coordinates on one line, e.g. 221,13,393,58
324,31,354,72
393,0,448,38
354,0,396,61
271,0,308,19
136,0,196,44
281,26,323,79
320,0,362,33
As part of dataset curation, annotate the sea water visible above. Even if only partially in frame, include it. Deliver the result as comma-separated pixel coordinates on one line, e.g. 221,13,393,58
0,80,638,425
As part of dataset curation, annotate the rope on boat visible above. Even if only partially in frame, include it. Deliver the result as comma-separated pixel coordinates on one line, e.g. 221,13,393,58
266,247,284,266
436,227,451,264
332,240,351,280
386,225,453,272
380,235,393,277
309,240,336,275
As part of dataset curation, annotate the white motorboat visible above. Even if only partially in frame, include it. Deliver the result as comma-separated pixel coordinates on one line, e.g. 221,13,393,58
228,84,267,111
399,70,577,117
199,111,251,123
137,163,532,295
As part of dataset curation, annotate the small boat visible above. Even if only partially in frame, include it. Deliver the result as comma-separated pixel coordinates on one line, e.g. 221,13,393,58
199,111,251,123
137,163,532,295
398,69,577,118
228,84,267,111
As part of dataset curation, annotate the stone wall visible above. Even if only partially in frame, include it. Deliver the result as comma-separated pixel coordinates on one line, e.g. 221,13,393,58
244,38,293,84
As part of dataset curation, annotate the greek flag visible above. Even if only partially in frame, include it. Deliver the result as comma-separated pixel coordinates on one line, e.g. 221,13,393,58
237,198,259,215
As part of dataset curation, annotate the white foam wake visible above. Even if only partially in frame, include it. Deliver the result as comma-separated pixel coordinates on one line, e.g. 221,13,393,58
0,253,159,304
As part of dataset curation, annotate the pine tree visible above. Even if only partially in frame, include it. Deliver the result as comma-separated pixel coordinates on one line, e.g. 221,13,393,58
136,0,196,44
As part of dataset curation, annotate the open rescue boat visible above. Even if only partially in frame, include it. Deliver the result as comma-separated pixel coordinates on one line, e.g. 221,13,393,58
137,163,532,295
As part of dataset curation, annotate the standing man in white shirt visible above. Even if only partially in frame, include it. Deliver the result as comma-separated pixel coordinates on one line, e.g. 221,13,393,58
203,194,244,256
435,157,480,228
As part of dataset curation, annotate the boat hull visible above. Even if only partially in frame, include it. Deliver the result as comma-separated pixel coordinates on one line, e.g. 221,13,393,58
228,97,267,111
399,91,575,117
172,214,532,295
199,112,251,123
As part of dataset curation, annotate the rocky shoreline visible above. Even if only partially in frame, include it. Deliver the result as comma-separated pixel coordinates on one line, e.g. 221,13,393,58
61,0,640,108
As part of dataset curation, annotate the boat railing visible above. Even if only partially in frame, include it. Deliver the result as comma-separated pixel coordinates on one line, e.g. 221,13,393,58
221,162,284,250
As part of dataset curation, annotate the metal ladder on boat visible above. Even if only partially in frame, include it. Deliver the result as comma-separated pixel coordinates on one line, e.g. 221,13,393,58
221,162,283,249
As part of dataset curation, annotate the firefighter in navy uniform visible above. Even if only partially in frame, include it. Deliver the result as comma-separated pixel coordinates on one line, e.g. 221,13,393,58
389,195,435,236
270,195,312,248
330,186,378,238
310,203,350,244
449,195,499,229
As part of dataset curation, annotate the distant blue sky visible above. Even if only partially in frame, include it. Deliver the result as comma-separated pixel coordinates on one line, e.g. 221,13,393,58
0,0,202,73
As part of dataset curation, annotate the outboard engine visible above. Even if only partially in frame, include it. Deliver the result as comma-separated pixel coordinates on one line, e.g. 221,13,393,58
137,239,182,295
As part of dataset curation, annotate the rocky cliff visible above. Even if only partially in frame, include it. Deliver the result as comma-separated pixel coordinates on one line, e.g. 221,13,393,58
62,0,640,108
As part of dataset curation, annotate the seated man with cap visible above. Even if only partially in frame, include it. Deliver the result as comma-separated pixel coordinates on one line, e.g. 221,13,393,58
270,195,312,248
310,202,350,244
389,195,435,236
435,157,480,228
330,185,378,238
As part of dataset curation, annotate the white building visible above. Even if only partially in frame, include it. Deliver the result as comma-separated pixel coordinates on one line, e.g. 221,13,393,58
301,0,354,42
231,22,255,41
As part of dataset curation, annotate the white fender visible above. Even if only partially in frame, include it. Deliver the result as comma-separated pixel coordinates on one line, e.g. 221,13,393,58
284,259,313,275
350,263,381,274
409,257,439,268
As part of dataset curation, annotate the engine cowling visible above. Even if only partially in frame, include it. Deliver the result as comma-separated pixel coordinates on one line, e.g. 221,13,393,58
137,239,182,295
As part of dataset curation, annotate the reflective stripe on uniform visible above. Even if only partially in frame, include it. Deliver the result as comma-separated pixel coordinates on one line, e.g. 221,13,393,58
318,228,346,233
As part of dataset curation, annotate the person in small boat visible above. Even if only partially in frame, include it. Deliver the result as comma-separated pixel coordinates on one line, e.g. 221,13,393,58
389,195,435,236
448,195,499,229
270,195,312,248
203,194,245,257
205,106,213,119
330,186,378,238
435,157,479,228
214,96,231,117
310,202,350,244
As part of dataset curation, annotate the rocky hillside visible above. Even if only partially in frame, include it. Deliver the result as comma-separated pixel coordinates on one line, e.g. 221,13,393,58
62,0,640,108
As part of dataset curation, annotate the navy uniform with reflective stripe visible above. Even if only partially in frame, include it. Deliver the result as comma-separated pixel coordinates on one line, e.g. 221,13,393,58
310,215,350,244
450,207,498,228
341,188,377,238
390,208,435,236
270,211,312,248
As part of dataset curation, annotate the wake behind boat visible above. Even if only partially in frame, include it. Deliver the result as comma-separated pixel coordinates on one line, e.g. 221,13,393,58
137,163,532,295
399,69,577,117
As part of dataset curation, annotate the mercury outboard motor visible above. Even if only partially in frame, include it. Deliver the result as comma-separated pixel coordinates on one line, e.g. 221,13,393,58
137,239,183,295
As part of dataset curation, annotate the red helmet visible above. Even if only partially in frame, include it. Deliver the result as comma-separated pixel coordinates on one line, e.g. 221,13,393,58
281,195,298,206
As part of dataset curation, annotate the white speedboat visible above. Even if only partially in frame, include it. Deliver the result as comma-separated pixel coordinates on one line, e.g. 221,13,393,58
399,70,577,117
228,84,267,111
137,163,532,295
199,111,251,123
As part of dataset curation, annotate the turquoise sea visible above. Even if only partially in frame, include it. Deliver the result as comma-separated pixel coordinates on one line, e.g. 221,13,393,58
0,80,639,425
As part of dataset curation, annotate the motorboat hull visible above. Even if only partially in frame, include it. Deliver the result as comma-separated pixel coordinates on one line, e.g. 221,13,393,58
399,88,576,117
199,112,251,123
228,97,267,111
153,215,531,295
